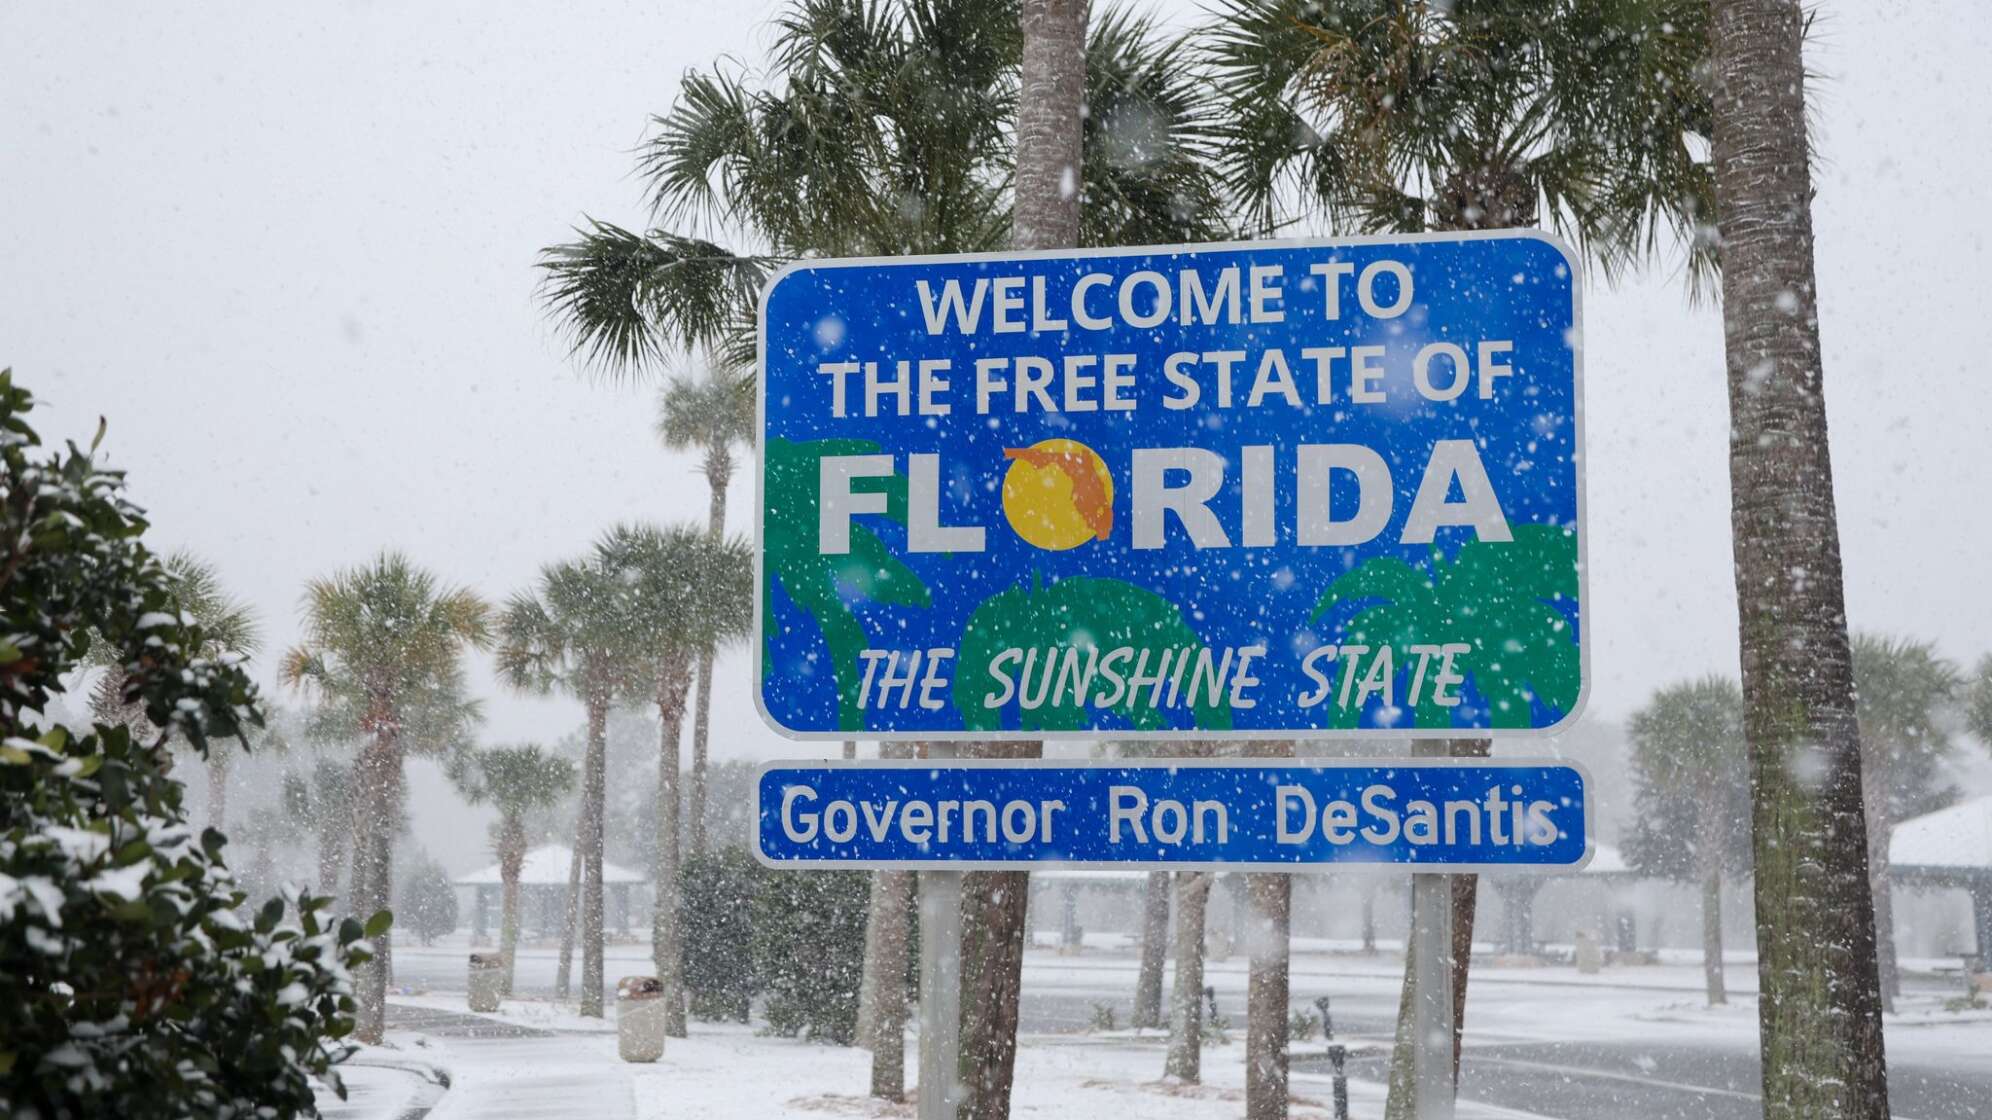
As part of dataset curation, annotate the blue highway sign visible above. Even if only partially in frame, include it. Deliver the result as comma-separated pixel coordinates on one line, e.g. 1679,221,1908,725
754,759,1590,872
756,231,1586,740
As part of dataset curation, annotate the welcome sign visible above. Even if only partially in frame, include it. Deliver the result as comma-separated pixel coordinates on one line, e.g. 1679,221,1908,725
754,232,1586,740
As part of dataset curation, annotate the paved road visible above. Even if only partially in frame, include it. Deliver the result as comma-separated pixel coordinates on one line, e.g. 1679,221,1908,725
1038,975,1992,1120
1291,1040,1992,1120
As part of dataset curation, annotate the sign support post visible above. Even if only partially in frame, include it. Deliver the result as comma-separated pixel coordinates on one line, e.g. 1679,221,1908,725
916,743,963,1120
1407,872,1457,1120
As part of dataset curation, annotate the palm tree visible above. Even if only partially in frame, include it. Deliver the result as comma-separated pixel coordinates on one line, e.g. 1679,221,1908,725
1709,0,1888,1113
90,550,262,829
538,0,1225,380
283,551,491,1043
1968,655,1992,751
1852,634,1961,1011
1205,0,1714,264
466,744,576,997
497,551,649,1019
542,8,1220,1113
1204,6,1714,1101
656,369,755,855
956,7,1088,1115
291,757,353,898
1626,677,1748,1006
601,522,752,1036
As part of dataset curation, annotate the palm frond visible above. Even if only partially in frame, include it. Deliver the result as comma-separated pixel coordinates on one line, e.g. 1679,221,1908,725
537,221,775,381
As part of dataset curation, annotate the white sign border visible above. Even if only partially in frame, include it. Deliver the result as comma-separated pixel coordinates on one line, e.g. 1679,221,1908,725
750,756,1595,876
751,229,1590,743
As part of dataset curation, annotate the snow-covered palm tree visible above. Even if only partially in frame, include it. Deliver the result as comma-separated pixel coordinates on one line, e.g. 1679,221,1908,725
599,521,751,1036
497,552,649,1018
656,370,755,855
466,744,575,996
91,550,262,829
283,552,490,1042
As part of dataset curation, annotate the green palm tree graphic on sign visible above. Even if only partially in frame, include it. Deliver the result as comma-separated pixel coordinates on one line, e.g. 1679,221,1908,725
953,576,1234,733
1309,524,1580,730
763,437,930,730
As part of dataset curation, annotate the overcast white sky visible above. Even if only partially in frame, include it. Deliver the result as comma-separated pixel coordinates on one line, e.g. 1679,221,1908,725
6,0,1991,847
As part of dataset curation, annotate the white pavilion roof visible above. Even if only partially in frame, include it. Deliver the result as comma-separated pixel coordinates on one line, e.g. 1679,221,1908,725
454,843,647,886
1891,795,1992,871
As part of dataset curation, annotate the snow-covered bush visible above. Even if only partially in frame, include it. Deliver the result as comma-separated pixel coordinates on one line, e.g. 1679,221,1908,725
396,853,459,946
682,847,764,1022
0,368,377,1119
751,866,868,1043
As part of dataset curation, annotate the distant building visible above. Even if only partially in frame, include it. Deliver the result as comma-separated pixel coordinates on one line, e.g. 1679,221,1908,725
454,844,647,943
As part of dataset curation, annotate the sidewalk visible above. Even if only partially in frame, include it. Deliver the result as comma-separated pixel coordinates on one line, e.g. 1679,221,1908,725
315,1002,636,1120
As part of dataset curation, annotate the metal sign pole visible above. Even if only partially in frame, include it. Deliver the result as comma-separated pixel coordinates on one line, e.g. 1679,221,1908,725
1408,871,1457,1120
917,744,962,1120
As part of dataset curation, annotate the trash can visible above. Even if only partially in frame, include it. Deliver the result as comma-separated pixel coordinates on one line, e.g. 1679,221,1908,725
468,953,503,1013
1573,929,1602,975
617,976,667,1063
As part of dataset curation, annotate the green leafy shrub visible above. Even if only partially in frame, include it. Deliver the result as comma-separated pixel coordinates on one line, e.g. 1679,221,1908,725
681,847,764,1022
0,369,376,1118
750,866,868,1043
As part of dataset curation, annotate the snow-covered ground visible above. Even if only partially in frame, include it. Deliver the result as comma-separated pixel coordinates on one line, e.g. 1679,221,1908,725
331,934,1992,1119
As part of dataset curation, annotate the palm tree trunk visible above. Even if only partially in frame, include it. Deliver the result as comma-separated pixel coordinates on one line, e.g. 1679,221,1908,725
956,744,1039,1120
1132,870,1171,1030
688,644,714,853
579,696,609,1018
1164,870,1212,1082
1013,0,1087,253
950,5,1087,1115
856,741,902,1053
1701,860,1727,1008
1246,871,1292,1120
317,827,344,900
1710,0,1889,1113
499,813,527,998
1696,792,1728,1007
555,815,584,1001
688,444,731,856
349,728,401,1044
206,749,230,831
855,873,884,1050
869,867,915,1101
654,659,693,1037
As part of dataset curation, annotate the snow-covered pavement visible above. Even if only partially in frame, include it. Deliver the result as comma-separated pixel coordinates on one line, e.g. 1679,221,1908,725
345,938,1992,1119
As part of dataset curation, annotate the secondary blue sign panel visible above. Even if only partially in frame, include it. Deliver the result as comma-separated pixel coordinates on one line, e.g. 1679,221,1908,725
756,231,1586,740
755,760,1590,872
